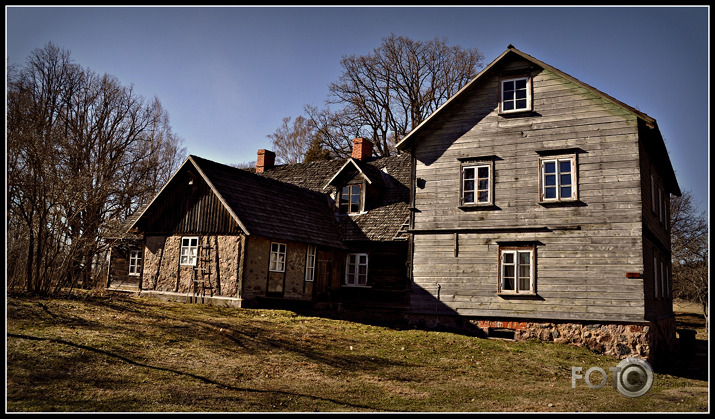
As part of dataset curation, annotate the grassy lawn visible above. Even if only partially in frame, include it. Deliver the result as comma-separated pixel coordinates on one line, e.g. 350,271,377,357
6,292,709,412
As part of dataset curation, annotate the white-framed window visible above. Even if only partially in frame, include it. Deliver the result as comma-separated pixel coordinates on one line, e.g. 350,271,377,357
270,242,287,272
500,76,531,113
540,156,577,202
305,245,316,282
461,164,492,206
128,249,142,276
339,184,362,214
345,253,368,286
499,246,535,294
180,237,199,266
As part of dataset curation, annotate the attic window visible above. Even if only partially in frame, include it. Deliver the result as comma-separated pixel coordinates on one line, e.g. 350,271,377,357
500,76,532,114
339,184,362,214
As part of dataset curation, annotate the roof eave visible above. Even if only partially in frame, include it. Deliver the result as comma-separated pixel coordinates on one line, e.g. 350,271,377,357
322,158,372,190
127,155,251,236
396,45,658,151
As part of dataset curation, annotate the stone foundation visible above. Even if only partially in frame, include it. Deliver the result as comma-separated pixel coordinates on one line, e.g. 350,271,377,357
473,317,677,365
405,313,677,366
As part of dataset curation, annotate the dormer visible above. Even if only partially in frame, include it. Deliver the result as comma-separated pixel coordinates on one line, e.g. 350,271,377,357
324,138,385,215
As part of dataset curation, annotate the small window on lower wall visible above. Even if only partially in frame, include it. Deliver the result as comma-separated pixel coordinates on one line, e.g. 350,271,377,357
305,245,316,282
270,242,287,272
128,249,142,276
180,237,199,266
345,253,368,286
498,246,536,295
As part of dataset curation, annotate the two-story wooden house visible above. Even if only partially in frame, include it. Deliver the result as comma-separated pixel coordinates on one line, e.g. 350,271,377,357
395,45,681,363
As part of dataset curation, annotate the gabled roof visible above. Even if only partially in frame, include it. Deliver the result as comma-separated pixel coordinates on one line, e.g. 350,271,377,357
396,45,661,151
260,153,412,241
323,157,386,190
395,44,680,196
128,155,345,248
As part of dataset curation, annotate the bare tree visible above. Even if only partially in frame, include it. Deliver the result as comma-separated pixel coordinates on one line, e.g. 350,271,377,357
266,115,315,164
325,34,484,157
669,191,708,320
7,42,185,295
268,35,484,161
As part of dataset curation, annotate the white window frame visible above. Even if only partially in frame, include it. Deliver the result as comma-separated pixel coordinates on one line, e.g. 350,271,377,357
269,242,287,273
498,246,536,295
128,249,142,276
500,76,532,114
305,245,316,282
345,253,369,287
180,237,199,266
339,183,362,215
539,155,577,202
461,163,493,206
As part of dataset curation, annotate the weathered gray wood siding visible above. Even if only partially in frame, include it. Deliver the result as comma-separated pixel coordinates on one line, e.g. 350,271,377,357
638,128,674,320
408,55,647,322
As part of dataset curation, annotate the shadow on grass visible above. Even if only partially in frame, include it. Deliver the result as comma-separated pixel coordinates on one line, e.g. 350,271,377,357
79,294,421,374
8,332,391,412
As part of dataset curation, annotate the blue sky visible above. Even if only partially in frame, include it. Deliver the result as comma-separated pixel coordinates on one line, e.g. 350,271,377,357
6,6,709,212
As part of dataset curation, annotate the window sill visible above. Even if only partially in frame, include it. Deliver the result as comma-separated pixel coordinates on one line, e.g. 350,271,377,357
499,109,535,117
338,211,368,217
342,284,372,289
497,292,543,300
538,199,585,208
459,203,498,211
128,273,141,277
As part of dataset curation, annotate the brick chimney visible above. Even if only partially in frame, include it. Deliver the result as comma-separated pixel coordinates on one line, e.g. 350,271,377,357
351,138,373,161
256,149,275,173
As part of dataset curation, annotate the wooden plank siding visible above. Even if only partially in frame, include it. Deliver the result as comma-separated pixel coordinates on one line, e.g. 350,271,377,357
638,125,675,321
408,54,649,323
136,164,243,235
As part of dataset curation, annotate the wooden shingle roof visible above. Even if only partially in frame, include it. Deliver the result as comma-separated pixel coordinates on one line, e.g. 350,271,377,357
191,155,345,248
125,152,412,245
260,153,412,242
128,155,345,249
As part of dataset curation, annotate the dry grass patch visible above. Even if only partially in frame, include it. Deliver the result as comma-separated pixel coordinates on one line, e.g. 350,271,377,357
6,292,709,412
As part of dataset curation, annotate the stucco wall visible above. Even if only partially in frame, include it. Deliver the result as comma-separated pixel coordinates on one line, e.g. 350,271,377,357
242,236,313,303
141,234,242,297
